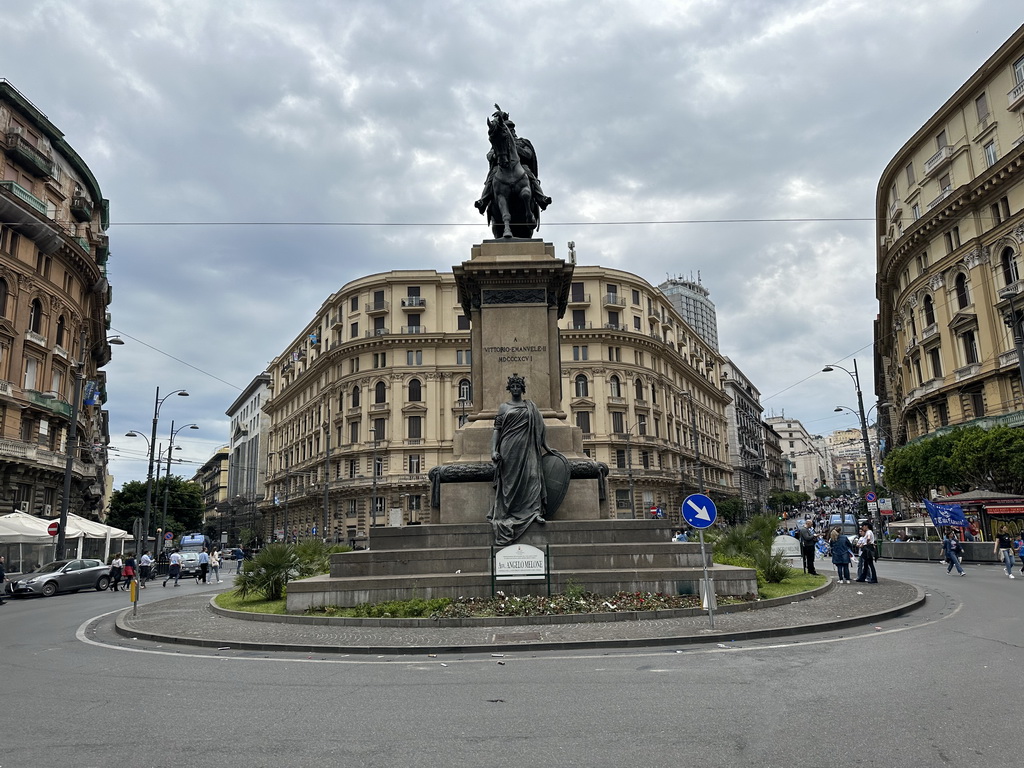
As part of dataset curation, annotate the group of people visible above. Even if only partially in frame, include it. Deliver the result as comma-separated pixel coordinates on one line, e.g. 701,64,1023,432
101,546,244,591
797,518,878,584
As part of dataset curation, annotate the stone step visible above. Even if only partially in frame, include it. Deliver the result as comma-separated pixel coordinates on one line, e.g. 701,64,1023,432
367,519,683,550
288,564,755,610
330,542,709,578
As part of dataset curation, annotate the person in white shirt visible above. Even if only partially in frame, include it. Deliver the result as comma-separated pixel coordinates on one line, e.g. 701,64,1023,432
163,550,183,587
139,550,153,588
854,522,877,583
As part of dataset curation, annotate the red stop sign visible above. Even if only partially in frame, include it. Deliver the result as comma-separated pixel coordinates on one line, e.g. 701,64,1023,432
47,521,59,536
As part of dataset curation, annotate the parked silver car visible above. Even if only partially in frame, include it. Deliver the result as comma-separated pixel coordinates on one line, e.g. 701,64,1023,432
4,558,111,597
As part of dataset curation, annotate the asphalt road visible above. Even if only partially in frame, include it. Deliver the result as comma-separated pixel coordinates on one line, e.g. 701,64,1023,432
0,560,1019,768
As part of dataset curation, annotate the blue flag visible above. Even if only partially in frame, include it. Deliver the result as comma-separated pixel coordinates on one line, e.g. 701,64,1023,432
924,498,968,527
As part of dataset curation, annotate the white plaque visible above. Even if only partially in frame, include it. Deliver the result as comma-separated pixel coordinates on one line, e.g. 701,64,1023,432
494,543,546,580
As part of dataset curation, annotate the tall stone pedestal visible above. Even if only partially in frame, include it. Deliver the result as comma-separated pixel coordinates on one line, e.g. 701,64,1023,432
433,239,605,526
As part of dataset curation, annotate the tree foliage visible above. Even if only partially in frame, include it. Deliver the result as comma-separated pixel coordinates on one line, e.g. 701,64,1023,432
768,490,810,511
883,426,1024,499
108,476,204,538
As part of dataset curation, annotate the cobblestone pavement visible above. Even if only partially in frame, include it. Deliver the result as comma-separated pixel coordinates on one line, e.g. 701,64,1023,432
114,578,924,655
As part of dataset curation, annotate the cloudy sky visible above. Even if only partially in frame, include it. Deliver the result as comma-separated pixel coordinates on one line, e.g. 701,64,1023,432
4,1,1020,485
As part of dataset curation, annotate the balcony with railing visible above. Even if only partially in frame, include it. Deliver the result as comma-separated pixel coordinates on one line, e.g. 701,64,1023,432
70,196,93,222
366,300,390,315
926,187,953,211
602,293,626,307
603,323,628,331
999,349,1019,367
74,236,90,253
565,321,593,330
921,323,938,340
400,296,426,309
0,179,47,214
4,132,54,177
400,325,426,334
888,199,902,222
568,293,591,305
923,145,953,177
954,363,981,381
365,328,390,337
1008,79,1024,111
24,330,47,349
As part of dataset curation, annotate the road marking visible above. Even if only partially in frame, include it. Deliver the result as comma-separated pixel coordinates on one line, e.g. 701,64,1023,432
75,598,961,667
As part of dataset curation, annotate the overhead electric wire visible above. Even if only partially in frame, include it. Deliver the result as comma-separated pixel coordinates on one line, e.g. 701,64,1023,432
105,216,876,227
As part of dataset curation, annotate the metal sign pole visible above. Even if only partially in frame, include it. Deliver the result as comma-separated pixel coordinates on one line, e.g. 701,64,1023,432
698,529,714,629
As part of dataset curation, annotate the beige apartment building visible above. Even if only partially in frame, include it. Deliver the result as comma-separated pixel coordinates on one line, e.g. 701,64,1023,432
876,24,1024,447
0,80,114,526
258,264,733,543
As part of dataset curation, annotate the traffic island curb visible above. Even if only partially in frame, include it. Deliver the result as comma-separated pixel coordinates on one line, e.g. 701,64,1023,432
111,578,926,656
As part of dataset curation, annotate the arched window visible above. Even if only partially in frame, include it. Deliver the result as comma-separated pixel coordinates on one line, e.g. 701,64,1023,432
56,315,66,348
458,378,472,402
574,374,589,398
609,375,621,398
955,273,970,309
28,298,42,334
374,381,387,404
350,385,361,408
408,378,422,402
0,278,7,318
634,378,645,401
923,295,935,326
1002,247,1020,287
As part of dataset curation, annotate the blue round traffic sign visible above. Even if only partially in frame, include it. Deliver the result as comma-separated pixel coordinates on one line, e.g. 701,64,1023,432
865,492,877,502
682,493,717,529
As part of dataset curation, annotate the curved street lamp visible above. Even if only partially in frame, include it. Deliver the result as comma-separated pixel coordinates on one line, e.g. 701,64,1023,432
134,388,189,556
823,360,881,531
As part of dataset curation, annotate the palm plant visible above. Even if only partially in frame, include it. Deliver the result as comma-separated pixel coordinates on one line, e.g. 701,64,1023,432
235,543,300,601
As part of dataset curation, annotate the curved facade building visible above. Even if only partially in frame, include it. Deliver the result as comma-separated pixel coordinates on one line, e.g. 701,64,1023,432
0,81,113,523
876,25,1024,448
259,264,733,543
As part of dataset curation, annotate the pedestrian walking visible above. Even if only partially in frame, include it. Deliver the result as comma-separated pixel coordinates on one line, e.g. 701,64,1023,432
829,528,854,583
1016,536,1024,574
109,553,124,592
197,548,210,584
994,525,1016,579
209,549,222,583
943,531,966,576
139,550,153,588
123,552,137,592
854,522,878,583
797,519,818,575
0,555,7,605
234,546,244,574
163,550,182,587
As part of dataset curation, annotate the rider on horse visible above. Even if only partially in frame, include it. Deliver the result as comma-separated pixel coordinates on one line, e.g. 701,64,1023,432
474,107,552,221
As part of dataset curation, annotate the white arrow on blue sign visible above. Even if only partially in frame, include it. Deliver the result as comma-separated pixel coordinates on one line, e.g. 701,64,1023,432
682,493,717,529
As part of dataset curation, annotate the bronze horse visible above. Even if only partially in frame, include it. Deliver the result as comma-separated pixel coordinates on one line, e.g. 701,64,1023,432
484,109,539,239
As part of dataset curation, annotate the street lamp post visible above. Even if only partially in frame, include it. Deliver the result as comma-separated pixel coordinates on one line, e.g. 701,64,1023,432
156,421,198,559
322,405,331,542
369,426,380,527
137,388,189,558
823,360,880,531
50,330,90,559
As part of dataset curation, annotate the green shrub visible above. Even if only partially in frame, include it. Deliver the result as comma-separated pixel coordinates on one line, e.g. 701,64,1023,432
235,543,300,601
753,548,794,584
314,597,452,618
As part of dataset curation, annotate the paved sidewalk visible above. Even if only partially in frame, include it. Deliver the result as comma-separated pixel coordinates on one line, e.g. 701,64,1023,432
114,578,925,655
